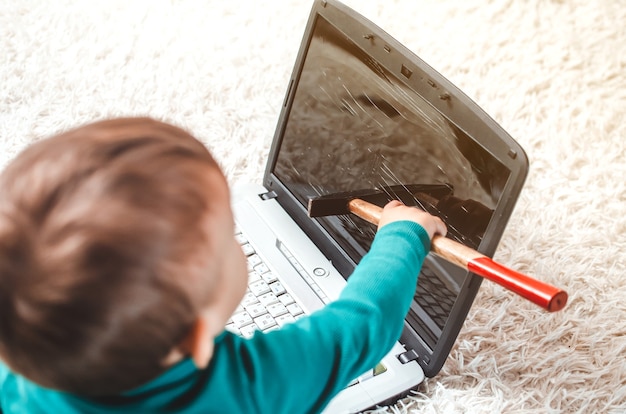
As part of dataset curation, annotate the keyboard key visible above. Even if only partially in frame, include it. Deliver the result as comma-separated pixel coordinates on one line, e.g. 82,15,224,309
258,292,279,307
278,293,295,306
245,302,268,318
248,270,261,283
267,302,288,317
235,233,247,244
239,324,258,338
241,243,255,256
248,254,262,268
255,263,269,274
286,303,303,316
260,271,278,284
249,280,271,296
254,314,277,331
232,311,253,328
241,291,258,307
275,313,296,327
233,304,244,315
269,281,286,296
225,323,239,335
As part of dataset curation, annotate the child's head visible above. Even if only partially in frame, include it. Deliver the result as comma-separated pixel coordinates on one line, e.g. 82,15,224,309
0,118,248,395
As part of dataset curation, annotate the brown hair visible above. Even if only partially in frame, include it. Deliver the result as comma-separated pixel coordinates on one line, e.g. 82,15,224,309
0,117,225,395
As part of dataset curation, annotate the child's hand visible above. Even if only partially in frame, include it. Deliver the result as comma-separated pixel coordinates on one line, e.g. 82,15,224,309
378,200,447,240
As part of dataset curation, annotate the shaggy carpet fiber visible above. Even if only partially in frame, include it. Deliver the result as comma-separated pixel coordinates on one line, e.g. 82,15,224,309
1,1,625,413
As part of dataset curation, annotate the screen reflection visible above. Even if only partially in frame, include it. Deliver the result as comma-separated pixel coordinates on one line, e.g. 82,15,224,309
273,16,510,347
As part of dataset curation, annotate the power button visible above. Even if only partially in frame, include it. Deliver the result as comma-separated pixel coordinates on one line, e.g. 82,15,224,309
313,267,328,277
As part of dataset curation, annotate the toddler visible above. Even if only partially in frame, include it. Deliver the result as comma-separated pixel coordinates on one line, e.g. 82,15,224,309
0,117,445,413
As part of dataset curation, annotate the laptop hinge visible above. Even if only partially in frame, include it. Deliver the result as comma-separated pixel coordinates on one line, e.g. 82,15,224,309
259,190,278,201
397,349,419,364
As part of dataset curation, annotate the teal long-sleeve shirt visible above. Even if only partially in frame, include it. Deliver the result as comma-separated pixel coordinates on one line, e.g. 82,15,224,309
0,221,431,414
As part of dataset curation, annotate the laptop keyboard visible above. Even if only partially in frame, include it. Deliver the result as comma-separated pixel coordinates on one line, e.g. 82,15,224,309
414,266,456,330
225,227,306,338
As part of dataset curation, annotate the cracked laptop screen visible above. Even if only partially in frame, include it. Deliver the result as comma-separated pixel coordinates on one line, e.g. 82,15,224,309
273,16,510,348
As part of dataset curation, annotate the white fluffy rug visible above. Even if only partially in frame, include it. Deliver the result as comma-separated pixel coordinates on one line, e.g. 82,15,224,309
1,1,625,413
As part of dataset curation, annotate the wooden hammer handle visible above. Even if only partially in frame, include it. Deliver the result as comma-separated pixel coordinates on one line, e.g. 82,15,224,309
348,198,567,312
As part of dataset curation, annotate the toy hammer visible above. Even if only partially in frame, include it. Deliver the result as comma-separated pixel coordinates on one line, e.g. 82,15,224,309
307,189,568,312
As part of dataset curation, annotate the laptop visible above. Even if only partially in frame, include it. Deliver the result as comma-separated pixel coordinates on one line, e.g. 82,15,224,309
228,0,528,412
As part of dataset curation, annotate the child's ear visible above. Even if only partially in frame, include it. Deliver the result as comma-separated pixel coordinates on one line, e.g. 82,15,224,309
180,313,222,369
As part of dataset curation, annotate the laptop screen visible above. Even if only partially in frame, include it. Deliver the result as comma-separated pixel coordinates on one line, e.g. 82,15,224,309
272,15,512,350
